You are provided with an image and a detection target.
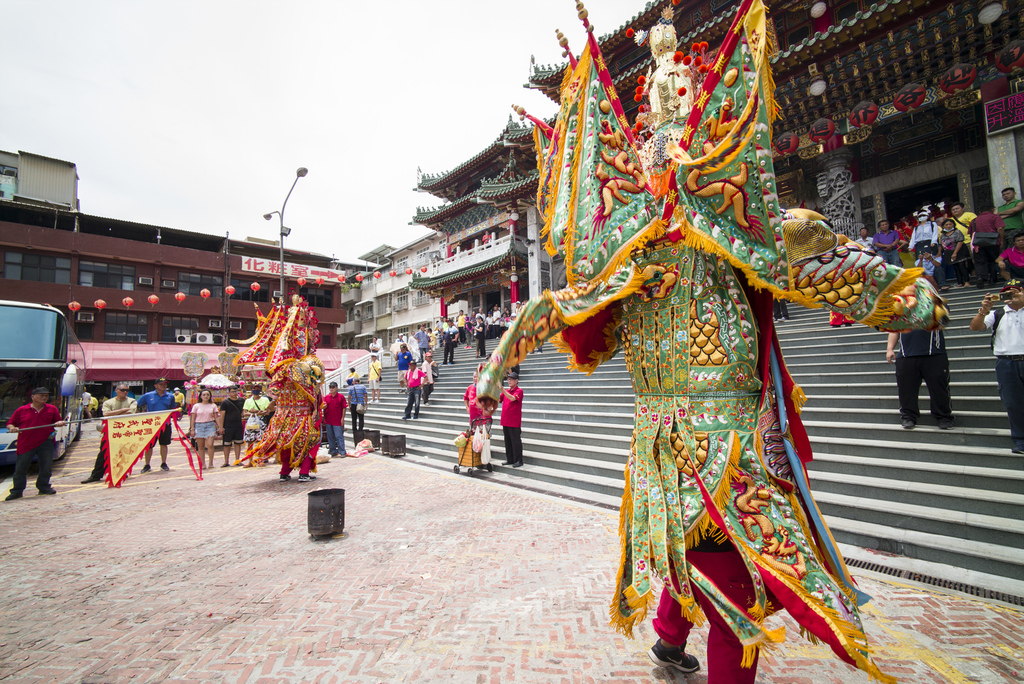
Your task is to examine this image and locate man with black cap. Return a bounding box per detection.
[137,377,177,472]
[322,381,347,457]
[5,387,64,500]
[81,383,137,484]
[971,278,1024,453]
[499,372,524,467]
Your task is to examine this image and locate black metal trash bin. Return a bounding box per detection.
[381,434,406,457]
[307,488,345,538]
[354,429,381,449]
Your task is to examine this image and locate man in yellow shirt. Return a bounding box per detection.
[950,202,977,242]
[367,353,383,404]
[457,312,467,345]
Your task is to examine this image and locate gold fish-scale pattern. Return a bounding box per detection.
[672,430,709,474]
[689,300,729,367]
[796,270,864,308]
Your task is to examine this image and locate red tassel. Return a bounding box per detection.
[678,87,687,96]
[674,51,684,63]
[638,75,646,86]
[634,94,643,102]
[683,55,692,66]
[626,28,634,38]
[699,64,709,74]
[694,56,703,66]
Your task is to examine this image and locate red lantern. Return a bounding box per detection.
[995,40,1024,74]
[297,277,307,287]
[224,285,235,296]
[148,294,160,307]
[893,83,927,112]
[420,266,428,273]
[373,271,381,279]
[122,297,134,308]
[848,100,879,128]
[315,276,325,285]
[174,292,186,304]
[250,282,260,292]
[405,267,413,275]
[199,288,211,299]
[939,63,977,94]
[68,301,81,312]
[338,274,346,283]
[774,132,799,155]
[355,274,364,282]
[809,117,836,143]
[94,299,107,310]
[389,270,397,277]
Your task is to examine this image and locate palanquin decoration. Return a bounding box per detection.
[478,0,948,680]
[233,295,325,469]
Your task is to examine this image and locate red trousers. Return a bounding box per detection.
[278,448,314,477]
[652,549,767,684]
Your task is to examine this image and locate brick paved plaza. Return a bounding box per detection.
[1,432,1022,684]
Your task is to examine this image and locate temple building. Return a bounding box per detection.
[514,0,1023,240]
[409,119,558,318]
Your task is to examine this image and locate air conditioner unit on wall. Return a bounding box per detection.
[138,276,154,286]
[273,290,283,299]
[176,335,191,343]
[194,333,215,344]
[162,279,176,288]
[228,321,242,330]
[208,319,222,328]
[76,312,94,322]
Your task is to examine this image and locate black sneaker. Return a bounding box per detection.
[38,488,57,495]
[160,463,170,471]
[297,474,316,482]
[80,476,103,484]
[937,419,954,430]
[5,492,22,501]
[141,464,152,473]
[279,474,291,482]
[901,419,916,430]
[648,640,699,673]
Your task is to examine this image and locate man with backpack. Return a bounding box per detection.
[970,279,1024,453]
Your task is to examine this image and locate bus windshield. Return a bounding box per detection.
[0,306,63,361]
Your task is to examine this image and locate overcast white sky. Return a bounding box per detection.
[2,0,646,262]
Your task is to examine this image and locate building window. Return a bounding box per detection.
[79,260,136,290]
[3,251,71,284]
[104,312,148,342]
[395,256,409,273]
[162,316,200,342]
[298,286,332,309]
[414,247,429,267]
[75,322,94,340]
[321,334,332,348]
[395,292,409,311]
[413,290,430,307]
[177,271,222,296]
[229,277,269,302]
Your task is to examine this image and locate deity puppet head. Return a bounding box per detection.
[648,8,677,59]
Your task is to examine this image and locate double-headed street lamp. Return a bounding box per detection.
[263,167,308,301]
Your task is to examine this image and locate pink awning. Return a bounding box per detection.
[80,343,368,382]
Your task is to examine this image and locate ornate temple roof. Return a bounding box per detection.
[408,240,528,291]
[413,152,539,228]
[416,117,535,195]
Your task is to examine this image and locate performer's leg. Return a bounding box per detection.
[688,549,761,684]
[279,448,293,478]
[894,356,922,423]
[298,452,314,476]
[920,354,953,422]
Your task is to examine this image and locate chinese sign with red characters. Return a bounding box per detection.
[986,93,1024,135]
[240,257,345,282]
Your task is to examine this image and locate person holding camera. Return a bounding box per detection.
[970,279,1024,453]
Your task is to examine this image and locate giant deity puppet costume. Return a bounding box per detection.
[234,294,326,479]
[477,1,946,681]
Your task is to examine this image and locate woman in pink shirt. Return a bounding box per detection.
[998,232,1024,281]
[463,368,485,423]
[190,389,222,468]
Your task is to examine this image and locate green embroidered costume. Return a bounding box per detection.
[476,1,945,681]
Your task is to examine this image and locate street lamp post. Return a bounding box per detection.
[263,167,308,302]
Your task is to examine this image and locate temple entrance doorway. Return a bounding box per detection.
[485,290,501,311]
[883,176,958,222]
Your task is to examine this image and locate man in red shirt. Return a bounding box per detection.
[5,387,65,500]
[322,382,348,457]
[500,372,524,468]
[971,204,1006,288]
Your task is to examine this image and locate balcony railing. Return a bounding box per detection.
[422,234,528,279]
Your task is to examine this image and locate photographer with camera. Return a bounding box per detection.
[970,279,1024,453]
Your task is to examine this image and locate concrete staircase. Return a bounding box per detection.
[364,285,1024,593]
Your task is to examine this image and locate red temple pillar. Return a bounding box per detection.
[509,209,520,305]
[510,274,519,304]
[439,295,448,319]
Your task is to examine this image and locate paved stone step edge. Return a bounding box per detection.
[802,419,1010,439]
[816,490,1024,537]
[809,469,1024,508]
[823,514,1024,568]
[811,452,1024,488]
